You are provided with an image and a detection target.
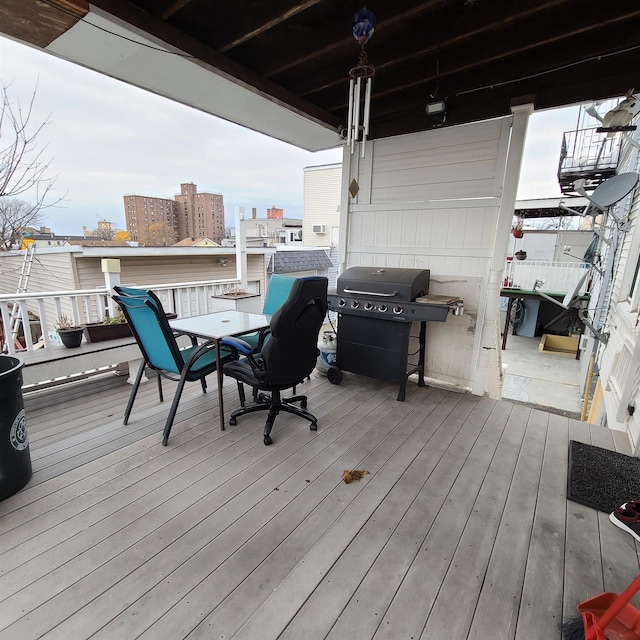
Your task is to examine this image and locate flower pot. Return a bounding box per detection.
[512,229,524,238]
[57,327,84,348]
[515,251,527,261]
[83,322,132,343]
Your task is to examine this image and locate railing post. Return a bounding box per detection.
[102,259,122,318]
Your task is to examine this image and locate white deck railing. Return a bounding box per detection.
[503,260,591,295]
[0,278,260,354]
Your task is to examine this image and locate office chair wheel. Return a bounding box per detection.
[229,416,237,426]
[300,399,307,409]
[264,434,273,445]
[327,366,343,385]
[310,422,317,431]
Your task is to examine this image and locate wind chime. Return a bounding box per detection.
[346,8,376,158]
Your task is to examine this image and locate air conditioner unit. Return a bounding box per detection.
[312,224,326,234]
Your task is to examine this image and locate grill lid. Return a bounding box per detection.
[337,267,430,301]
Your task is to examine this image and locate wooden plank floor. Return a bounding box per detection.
[0,371,637,639]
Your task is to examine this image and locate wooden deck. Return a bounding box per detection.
[0,370,637,639]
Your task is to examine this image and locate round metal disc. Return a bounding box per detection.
[591,172,639,208]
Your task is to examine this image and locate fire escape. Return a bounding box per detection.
[557,101,622,194]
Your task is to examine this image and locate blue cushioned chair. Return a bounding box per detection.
[221,276,328,445]
[113,289,234,446]
[241,274,297,351]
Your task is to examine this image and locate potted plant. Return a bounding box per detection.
[515,249,527,260]
[83,309,132,343]
[512,220,524,238]
[55,315,85,348]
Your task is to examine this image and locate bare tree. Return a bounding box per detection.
[94,219,115,241]
[0,82,63,249]
[0,197,43,250]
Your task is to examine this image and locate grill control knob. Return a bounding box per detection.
[364,302,373,310]
[379,304,387,312]
[351,300,359,309]
[338,298,346,307]
[393,306,404,315]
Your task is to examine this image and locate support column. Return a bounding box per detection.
[101,258,121,318]
[472,102,534,397]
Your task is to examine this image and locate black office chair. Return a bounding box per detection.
[113,288,234,446]
[221,276,328,445]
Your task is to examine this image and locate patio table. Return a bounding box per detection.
[170,310,270,431]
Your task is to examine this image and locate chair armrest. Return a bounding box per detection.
[221,336,254,355]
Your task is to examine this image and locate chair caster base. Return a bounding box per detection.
[229,416,237,426]
[264,434,273,445]
[301,399,307,409]
[310,422,317,431]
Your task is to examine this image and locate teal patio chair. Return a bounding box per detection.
[113,289,234,446]
[242,274,297,351]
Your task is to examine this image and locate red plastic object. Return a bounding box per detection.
[577,574,640,639]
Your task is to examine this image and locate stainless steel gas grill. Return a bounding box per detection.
[327,267,462,400]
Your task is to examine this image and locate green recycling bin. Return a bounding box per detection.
[0,356,31,500]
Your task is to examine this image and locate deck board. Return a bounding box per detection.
[0,370,637,639]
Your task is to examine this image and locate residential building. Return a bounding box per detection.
[123,183,225,246]
[266,206,283,219]
[303,163,341,247]
[223,215,303,247]
[123,193,178,245]
[174,182,225,244]
[172,237,220,247]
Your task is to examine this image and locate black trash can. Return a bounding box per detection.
[0,356,32,500]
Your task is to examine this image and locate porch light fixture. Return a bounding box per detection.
[425,100,446,115]
[346,8,376,158]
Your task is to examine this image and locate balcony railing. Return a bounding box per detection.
[557,128,619,194]
[0,278,260,355]
[503,260,590,295]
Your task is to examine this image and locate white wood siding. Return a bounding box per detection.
[0,251,77,294]
[341,118,512,391]
[303,164,342,247]
[596,136,640,450]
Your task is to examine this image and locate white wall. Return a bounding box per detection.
[303,164,342,247]
[338,116,526,393]
[508,229,594,262]
[594,128,640,451]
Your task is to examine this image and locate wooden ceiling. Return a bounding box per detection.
[3,0,640,141]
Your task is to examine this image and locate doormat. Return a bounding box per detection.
[567,440,640,513]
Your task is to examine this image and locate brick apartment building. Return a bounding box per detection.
[124,183,225,245]
[266,206,283,219]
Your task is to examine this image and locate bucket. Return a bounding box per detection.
[316,331,337,375]
[0,356,32,500]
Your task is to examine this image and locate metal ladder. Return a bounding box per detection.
[9,244,36,347]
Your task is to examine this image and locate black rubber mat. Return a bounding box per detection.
[567,440,640,513]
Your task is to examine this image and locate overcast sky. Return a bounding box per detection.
[0,34,579,235]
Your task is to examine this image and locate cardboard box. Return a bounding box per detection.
[539,334,579,356]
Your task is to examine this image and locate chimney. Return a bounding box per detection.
[252,208,257,219]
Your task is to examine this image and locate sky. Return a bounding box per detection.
[0,34,580,236]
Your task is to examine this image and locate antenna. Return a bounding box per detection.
[573,173,638,211]
[589,172,638,209]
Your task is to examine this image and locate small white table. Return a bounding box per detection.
[170,310,270,430]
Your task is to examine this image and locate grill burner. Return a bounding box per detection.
[328,267,460,400]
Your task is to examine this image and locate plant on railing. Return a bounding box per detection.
[55,315,84,348]
[83,309,132,343]
[512,219,524,238]
[55,314,82,330]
